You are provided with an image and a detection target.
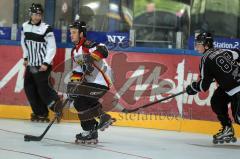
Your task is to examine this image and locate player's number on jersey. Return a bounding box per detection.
[216,56,232,73]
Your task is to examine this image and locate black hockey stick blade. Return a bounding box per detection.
[24,134,43,141]
[24,117,57,142]
[24,99,70,142]
[122,91,186,113]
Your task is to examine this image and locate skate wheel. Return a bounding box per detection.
[86,140,92,144]
[93,139,98,144]
[43,119,49,123]
[75,139,79,144]
[81,140,86,144]
[31,119,37,122]
[213,140,218,144]
[100,124,110,131]
[231,137,237,143]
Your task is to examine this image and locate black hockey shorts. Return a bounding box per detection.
[210,87,232,127]
[72,83,109,121]
[211,87,240,126]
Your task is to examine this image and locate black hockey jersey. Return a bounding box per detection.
[194,48,240,96]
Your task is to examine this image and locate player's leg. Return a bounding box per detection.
[24,67,44,121]
[97,103,116,131]
[74,96,99,144]
[36,95,50,122]
[231,92,240,125]
[29,95,50,122]
[33,67,63,121]
[82,82,116,131]
[211,87,236,144]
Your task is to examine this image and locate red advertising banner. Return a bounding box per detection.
[0,46,217,121]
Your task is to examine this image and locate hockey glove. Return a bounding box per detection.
[82,54,95,74]
[186,82,199,95]
[83,54,94,64]
[83,64,94,74]
[49,100,64,121]
[70,72,83,82]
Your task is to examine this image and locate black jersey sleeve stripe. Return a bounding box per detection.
[22,22,56,66]
[25,32,46,42]
[36,44,41,66]
[29,41,34,65]
[25,41,30,61]
[44,26,53,36]
[39,43,45,65]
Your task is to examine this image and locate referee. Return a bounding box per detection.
[21,3,62,122]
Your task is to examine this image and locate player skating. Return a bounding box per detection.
[68,20,116,144]
[186,32,240,144]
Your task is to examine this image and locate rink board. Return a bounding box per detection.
[1,45,239,136]
[0,104,240,137]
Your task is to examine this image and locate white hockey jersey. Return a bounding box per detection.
[71,38,113,88]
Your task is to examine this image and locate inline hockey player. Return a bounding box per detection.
[68,20,116,144]
[186,32,240,144]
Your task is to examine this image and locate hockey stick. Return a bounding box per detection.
[24,99,69,142]
[121,91,186,113]
[24,117,57,142]
[23,74,87,142]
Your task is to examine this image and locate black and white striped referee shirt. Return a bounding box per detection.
[21,20,56,66]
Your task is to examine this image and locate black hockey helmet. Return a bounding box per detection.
[195,32,214,48]
[69,20,87,37]
[29,3,44,14]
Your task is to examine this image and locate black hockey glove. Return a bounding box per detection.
[83,63,94,74]
[83,54,94,64]
[49,100,64,120]
[186,82,199,95]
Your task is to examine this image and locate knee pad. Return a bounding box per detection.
[78,103,104,121]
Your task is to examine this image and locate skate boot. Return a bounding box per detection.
[98,113,116,131]
[213,125,237,144]
[75,130,98,144]
[30,113,50,122]
[30,113,39,122]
